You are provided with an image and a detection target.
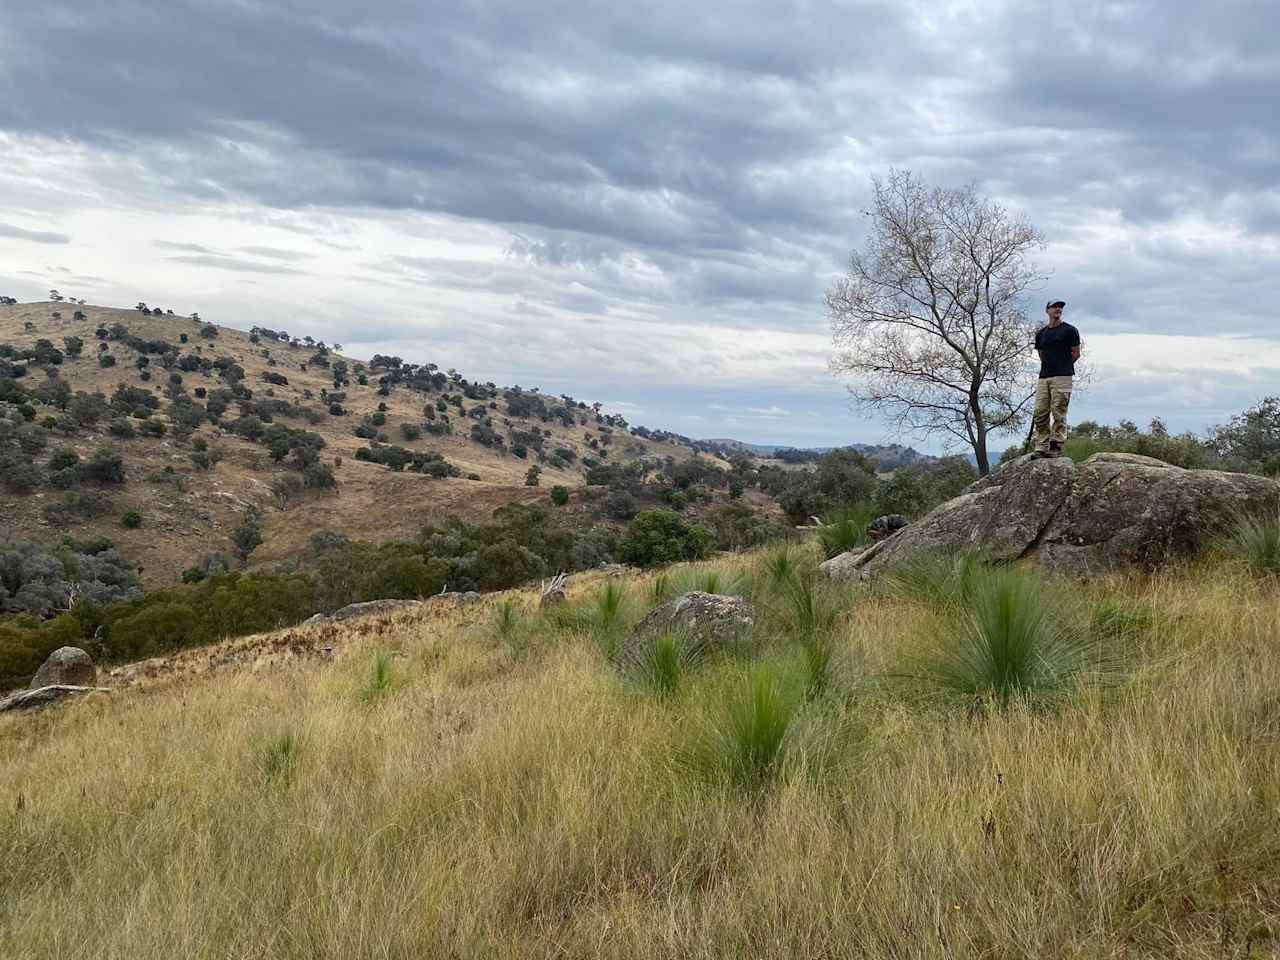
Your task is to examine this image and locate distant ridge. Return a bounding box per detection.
[694,437,962,471]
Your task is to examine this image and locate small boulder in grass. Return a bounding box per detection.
[620,592,755,668]
[31,646,96,689]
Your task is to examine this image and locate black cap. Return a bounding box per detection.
[1046,299,1066,310]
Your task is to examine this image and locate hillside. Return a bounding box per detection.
[0,300,718,585]
[4,546,1279,957]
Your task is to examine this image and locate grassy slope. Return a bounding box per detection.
[3,550,1280,958]
[0,302,708,585]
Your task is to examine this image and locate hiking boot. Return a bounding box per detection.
[1048,441,1063,457]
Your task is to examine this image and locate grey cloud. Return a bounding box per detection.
[4,0,1280,445]
[155,240,219,254]
[238,245,311,261]
[165,255,309,276]
[0,222,70,244]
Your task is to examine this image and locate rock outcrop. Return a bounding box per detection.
[822,452,1280,580]
[1,685,108,713]
[304,599,422,625]
[31,646,97,689]
[621,592,755,666]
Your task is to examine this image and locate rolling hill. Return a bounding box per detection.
[0,300,722,585]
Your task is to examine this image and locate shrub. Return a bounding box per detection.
[619,510,713,567]
[525,464,541,487]
[80,447,126,484]
[120,511,142,529]
[108,418,136,439]
[0,622,66,690]
[108,602,199,660]
[1,461,43,493]
[604,490,637,521]
[47,447,80,472]
[301,462,336,490]
[271,473,305,509]
[231,512,264,563]
[98,353,116,368]
[550,485,570,507]
[400,423,421,441]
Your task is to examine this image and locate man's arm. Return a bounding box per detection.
[1072,345,1081,362]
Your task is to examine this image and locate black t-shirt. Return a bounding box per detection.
[1035,322,1080,378]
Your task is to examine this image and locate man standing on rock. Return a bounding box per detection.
[1032,299,1081,457]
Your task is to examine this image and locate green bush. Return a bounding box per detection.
[107,602,199,659]
[80,447,126,484]
[120,511,142,529]
[47,447,80,472]
[550,485,570,506]
[604,490,637,520]
[0,622,65,689]
[619,510,713,567]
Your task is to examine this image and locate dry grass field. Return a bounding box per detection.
[4,545,1280,959]
[1,301,705,585]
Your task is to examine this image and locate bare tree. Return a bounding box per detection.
[827,169,1045,475]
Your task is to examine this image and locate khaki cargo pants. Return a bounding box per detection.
[1032,375,1073,451]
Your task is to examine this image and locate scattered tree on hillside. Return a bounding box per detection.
[231,511,264,564]
[827,169,1044,475]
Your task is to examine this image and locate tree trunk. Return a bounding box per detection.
[970,389,990,476]
[973,431,990,476]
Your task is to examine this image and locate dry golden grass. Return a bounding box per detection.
[0,301,699,585]
[3,554,1280,958]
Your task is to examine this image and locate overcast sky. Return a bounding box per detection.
[2,1,1278,452]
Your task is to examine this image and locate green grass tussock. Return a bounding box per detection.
[357,650,397,703]
[895,564,1121,710]
[815,504,875,560]
[1218,504,1280,575]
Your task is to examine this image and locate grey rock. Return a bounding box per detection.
[821,452,1280,580]
[31,646,96,689]
[621,592,755,666]
[307,599,421,625]
[1,685,109,713]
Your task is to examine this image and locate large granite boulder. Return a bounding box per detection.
[31,646,97,689]
[821,452,1280,580]
[621,592,755,667]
